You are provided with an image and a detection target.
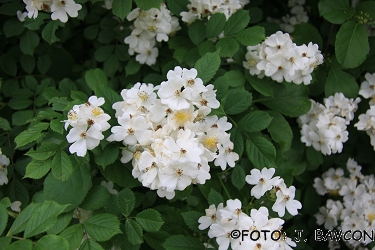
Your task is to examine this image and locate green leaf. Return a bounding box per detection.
[125,58,141,76]
[181,211,203,233]
[102,162,140,189]
[25,142,60,161]
[44,165,91,212]
[216,37,239,57]
[207,189,223,206]
[47,212,72,234]
[0,3,24,16]
[224,70,246,88]
[163,235,205,250]
[51,151,73,181]
[37,54,52,74]
[0,54,17,77]
[335,21,369,68]
[112,0,132,20]
[198,40,216,56]
[212,76,229,100]
[259,83,311,117]
[325,66,359,98]
[6,179,29,211]
[304,185,321,215]
[4,239,33,250]
[78,239,105,250]
[103,54,120,77]
[0,204,8,236]
[306,146,323,169]
[0,117,11,131]
[292,23,323,49]
[224,9,250,36]
[84,25,99,40]
[318,0,355,24]
[94,45,115,62]
[238,111,273,133]
[230,128,244,157]
[8,98,33,110]
[134,0,162,10]
[231,165,246,190]
[95,86,121,113]
[266,111,293,152]
[246,134,276,168]
[94,144,119,169]
[246,74,274,97]
[20,30,40,56]
[0,237,11,249]
[42,20,61,44]
[206,13,226,38]
[224,89,252,115]
[8,203,41,235]
[144,231,169,250]
[3,18,24,38]
[85,68,108,91]
[24,160,52,179]
[166,0,189,15]
[235,26,265,46]
[24,13,49,30]
[80,185,110,210]
[24,201,69,238]
[116,188,135,217]
[20,55,36,74]
[125,219,143,245]
[135,209,164,233]
[195,50,221,83]
[34,235,69,250]
[0,198,11,208]
[188,20,206,45]
[15,123,50,148]
[60,224,84,250]
[84,213,121,242]
[50,118,64,134]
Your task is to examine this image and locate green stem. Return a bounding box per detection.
[7,211,18,218]
[217,173,231,200]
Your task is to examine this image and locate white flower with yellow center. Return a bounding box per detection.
[50,0,81,23]
[167,106,195,130]
[164,137,203,163]
[159,72,191,110]
[245,168,280,199]
[107,112,151,145]
[126,82,156,109]
[272,183,302,217]
[66,120,104,157]
[0,149,10,186]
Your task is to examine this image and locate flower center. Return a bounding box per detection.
[172,110,192,125]
[138,91,149,101]
[367,213,375,222]
[176,168,183,176]
[174,90,181,97]
[248,58,257,67]
[202,136,218,151]
[92,107,103,117]
[187,79,195,86]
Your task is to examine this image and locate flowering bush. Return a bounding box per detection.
[0,0,375,249]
